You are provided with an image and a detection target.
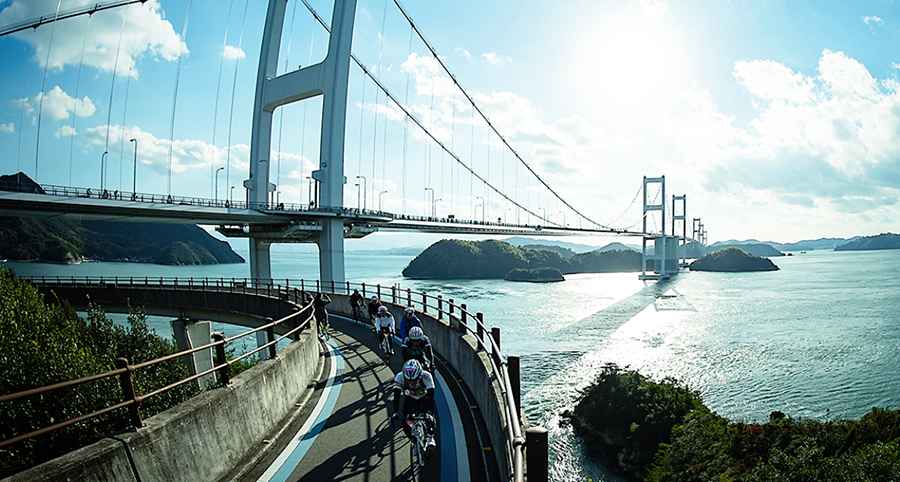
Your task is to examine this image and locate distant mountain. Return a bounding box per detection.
[595,242,639,253]
[775,238,855,251]
[0,172,244,265]
[709,243,784,258]
[504,237,600,253]
[520,244,577,259]
[834,233,900,252]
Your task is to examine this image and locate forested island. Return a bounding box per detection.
[709,243,784,257]
[689,248,779,272]
[0,173,244,265]
[834,233,900,251]
[563,365,900,481]
[401,239,643,279]
[505,267,565,283]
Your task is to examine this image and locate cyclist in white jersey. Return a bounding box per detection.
[375,305,395,354]
[392,359,437,452]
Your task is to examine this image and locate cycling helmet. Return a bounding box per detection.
[404,307,415,315]
[370,296,377,301]
[408,326,425,340]
[378,305,389,314]
[402,359,423,381]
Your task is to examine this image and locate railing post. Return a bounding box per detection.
[526,427,549,482]
[491,326,502,365]
[460,304,468,330]
[212,333,229,385]
[407,288,412,306]
[362,282,366,297]
[115,358,143,428]
[391,286,397,304]
[449,299,454,316]
[301,279,305,291]
[437,295,443,320]
[266,325,277,360]
[377,284,382,301]
[346,281,350,294]
[316,280,320,293]
[508,356,522,420]
[476,313,484,342]
[330,280,335,293]
[422,293,427,313]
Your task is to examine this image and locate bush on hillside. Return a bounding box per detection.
[0,270,198,477]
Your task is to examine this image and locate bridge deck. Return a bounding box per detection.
[240,316,480,482]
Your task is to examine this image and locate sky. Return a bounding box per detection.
[0,0,899,247]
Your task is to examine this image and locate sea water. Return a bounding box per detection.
[7,247,900,481]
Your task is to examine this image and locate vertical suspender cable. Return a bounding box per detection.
[69,13,91,186]
[401,28,412,214]
[33,0,63,182]
[276,0,298,206]
[355,64,366,192]
[16,109,24,175]
[449,97,455,215]
[469,109,475,219]
[369,0,388,209]
[167,0,193,196]
[210,0,235,198]
[119,68,132,191]
[299,36,314,204]
[104,13,127,191]
[225,0,250,199]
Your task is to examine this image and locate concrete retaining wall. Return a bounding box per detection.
[5,324,320,482]
[328,293,512,477]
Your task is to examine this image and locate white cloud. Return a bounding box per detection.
[862,15,883,26]
[0,123,14,134]
[733,60,815,103]
[893,62,900,70]
[55,125,76,137]
[16,85,97,121]
[223,45,246,60]
[454,47,472,61]
[82,125,316,179]
[0,0,188,76]
[481,52,512,66]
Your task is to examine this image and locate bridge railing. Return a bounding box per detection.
[5,276,525,481]
[0,277,316,451]
[0,180,395,219]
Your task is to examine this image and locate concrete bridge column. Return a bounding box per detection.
[250,238,272,284]
[171,318,215,388]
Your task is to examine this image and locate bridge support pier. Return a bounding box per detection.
[250,238,272,284]
[171,318,215,388]
[318,219,345,284]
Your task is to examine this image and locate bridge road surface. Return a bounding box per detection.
[239,314,480,482]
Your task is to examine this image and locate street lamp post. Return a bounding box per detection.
[214,167,224,203]
[378,190,389,211]
[230,186,235,203]
[100,151,109,191]
[354,183,361,210]
[355,175,367,210]
[476,196,485,222]
[424,187,434,217]
[129,138,138,194]
[433,198,442,218]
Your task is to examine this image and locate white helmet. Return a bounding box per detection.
[378,305,389,315]
[408,326,425,340]
[402,359,423,381]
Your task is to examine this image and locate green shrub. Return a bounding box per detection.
[0,270,198,477]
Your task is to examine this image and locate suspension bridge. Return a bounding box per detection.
[0,1,711,481]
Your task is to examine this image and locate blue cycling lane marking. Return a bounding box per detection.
[257,340,344,482]
[435,370,471,482]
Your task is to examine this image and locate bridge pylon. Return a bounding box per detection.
[248,0,358,284]
[672,194,687,267]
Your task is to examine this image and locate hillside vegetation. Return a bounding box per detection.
[563,365,900,481]
[690,248,779,272]
[835,233,900,251]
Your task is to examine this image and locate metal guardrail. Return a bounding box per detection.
[4,276,525,481]
[0,277,315,451]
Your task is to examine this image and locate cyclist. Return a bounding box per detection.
[349,289,364,321]
[398,307,423,340]
[367,296,381,333]
[401,326,434,372]
[374,305,395,356]
[313,292,332,337]
[392,359,437,453]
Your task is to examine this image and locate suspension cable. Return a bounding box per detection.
[210,0,235,198]
[167,0,193,196]
[225,0,249,198]
[69,13,91,185]
[33,0,63,182]
[103,12,126,191]
[0,0,146,37]
[119,67,132,190]
[275,0,298,205]
[391,0,606,228]
[298,0,560,226]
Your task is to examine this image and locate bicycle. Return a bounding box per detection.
[379,328,394,358]
[406,414,431,481]
[317,316,330,341]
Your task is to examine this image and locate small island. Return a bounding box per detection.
[504,267,565,283]
[709,242,784,257]
[0,172,244,265]
[835,233,900,251]
[689,247,779,272]
[401,239,643,280]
